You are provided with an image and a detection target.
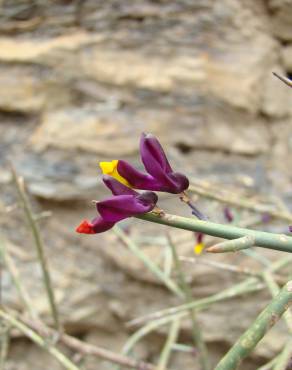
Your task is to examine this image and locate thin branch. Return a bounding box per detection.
[214,281,292,370]
[123,314,185,358]
[126,252,289,364]
[138,212,292,253]
[0,237,39,320]
[261,269,292,370]
[179,256,287,285]
[128,278,263,327]
[180,191,208,220]
[167,235,210,370]
[122,280,262,367]
[188,182,292,223]
[206,235,255,253]
[21,315,157,370]
[0,323,10,370]
[273,72,292,88]
[2,230,158,370]
[157,317,181,370]
[257,355,279,370]
[273,338,292,370]
[262,272,292,332]
[10,166,60,331]
[268,256,292,273]
[0,310,78,370]
[113,226,184,298]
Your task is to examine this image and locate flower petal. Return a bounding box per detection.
[118,159,188,193]
[140,134,188,192]
[117,160,162,190]
[99,160,130,186]
[76,220,95,234]
[167,172,189,193]
[92,216,115,233]
[194,243,205,255]
[99,160,118,175]
[103,175,137,196]
[136,191,158,208]
[97,193,157,222]
[76,217,114,234]
[140,133,172,174]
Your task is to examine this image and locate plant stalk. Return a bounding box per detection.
[138,213,292,253]
[167,235,210,370]
[214,281,292,370]
[10,166,60,331]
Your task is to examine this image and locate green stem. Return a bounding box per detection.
[123,280,262,359]
[168,235,210,370]
[257,355,279,370]
[138,213,292,253]
[123,315,182,357]
[0,310,79,370]
[261,270,292,370]
[214,281,292,370]
[179,256,270,280]
[188,182,292,223]
[171,343,196,353]
[269,255,292,273]
[0,323,10,370]
[262,272,292,329]
[157,318,181,370]
[124,253,290,370]
[11,167,60,331]
[0,238,39,321]
[273,338,292,370]
[113,226,183,298]
[207,235,255,253]
[128,278,262,327]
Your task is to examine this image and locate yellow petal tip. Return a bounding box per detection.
[99,160,131,187]
[194,243,204,255]
[99,160,118,175]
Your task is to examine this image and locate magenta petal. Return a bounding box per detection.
[97,194,157,223]
[136,191,158,208]
[117,135,189,194]
[118,159,188,193]
[117,160,161,190]
[103,175,137,196]
[140,133,172,174]
[91,216,115,233]
[167,172,189,193]
[140,134,183,191]
[223,207,234,223]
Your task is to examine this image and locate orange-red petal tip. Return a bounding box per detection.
[76,220,95,234]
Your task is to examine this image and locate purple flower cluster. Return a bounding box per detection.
[76,133,189,234]
[117,133,189,194]
[76,177,158,234]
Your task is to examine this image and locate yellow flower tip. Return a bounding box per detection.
[99,160,131,187]
[194,243,205,255]
[99,160,118,175]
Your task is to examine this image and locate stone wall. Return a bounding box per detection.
[0,1,292,369]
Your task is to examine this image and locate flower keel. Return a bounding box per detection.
[99,160,130,187]
[116,134,189,194]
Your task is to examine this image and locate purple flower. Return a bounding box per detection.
[223,207,234,223]
[194,232,205,254]
[76,177,158,234]
[76,217,115,234]
[262,213,271,224]
[116,133,189,194]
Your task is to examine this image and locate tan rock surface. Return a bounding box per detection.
[1,1,292,369]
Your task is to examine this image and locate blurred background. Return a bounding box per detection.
[1,0,292,369]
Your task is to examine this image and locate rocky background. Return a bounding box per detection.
[0,0,292,369]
